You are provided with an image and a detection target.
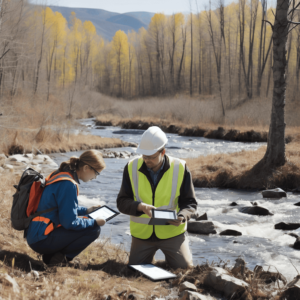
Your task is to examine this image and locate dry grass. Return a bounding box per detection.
[187,140,300,190]
[0,173,171,300]
[0,127,131,155]
[93,93,300,128]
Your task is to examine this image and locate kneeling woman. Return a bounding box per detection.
[26,150,106,265]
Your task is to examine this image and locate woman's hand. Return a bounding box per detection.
[95,218,106,226]
[86,205,101,214]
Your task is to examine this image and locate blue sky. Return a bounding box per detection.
[32,0,276,14]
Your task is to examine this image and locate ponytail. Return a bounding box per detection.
[59,150,106,172]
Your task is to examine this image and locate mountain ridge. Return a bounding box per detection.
[48,5,155,41]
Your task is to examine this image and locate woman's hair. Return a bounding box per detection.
[59,150,106,173]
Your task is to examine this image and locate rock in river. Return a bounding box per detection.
[293,237,300,250]
[187,221,217,235]
[275,222,300,230]
[219,230,242,236]
[239,206,273,216]
[190,212,208,221]
[262,188,287,199]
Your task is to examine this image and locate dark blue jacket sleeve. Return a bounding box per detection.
[77,206,88,216]
[56,181,95,230]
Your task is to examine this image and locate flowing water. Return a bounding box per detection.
[51,119,300,281]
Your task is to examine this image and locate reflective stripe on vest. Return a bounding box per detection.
[128,156,186,240]
[32,172,79,236]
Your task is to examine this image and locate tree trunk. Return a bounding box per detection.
[260,0,288,167]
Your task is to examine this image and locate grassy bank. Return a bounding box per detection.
[0,173,294,300]
[186,139,300,190]
[95,116,297,144]
[1,127,136,156]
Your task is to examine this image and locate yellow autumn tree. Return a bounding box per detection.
[110,30,129,97]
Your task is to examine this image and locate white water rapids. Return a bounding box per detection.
[51,119,300,281]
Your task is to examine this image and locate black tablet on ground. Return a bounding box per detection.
[128,264,177,281]
[88,205,120,222]
[148,209,177,225]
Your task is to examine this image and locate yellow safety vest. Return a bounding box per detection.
[128,155,186,239]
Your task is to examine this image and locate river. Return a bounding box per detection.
[51,119,300,281]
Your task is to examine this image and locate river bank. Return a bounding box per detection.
[0,160,297,300]
[2,127,137,156]
[95,116,296,144]
[188,141,300,190]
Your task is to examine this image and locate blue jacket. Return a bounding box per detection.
[26,171,96,246]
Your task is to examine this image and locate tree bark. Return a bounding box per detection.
[261,0,288,167]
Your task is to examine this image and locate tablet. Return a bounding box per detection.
[88,205,120,222]
[128,264,177,281]
[148,209,177,225]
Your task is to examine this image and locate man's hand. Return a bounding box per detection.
[86,205,101,214]
[95,218,106,226]
[137,203,156,218]
[168,216,185,227]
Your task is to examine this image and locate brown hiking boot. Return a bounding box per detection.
[47,252,67,266]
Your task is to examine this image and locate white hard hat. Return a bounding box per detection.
[136,126,168,156]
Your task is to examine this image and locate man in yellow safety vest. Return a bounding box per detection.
[117,126,197,269]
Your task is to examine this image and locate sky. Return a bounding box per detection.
[31,0,277,14]
[31,0,225,14]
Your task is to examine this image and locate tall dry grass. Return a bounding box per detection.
[186,140,300,189]
[93,92,300,129]
[0,90,132,155]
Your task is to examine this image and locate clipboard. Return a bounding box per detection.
[88,205,120,222]
[148,209,177,225]
[128,264,177,281]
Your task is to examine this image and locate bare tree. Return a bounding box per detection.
[206,0,225,116]
[256,0,300,169]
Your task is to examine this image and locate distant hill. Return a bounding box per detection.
[48,6,155,41]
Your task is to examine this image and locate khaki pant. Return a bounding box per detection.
[128,233,193,270]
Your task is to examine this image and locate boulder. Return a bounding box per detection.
[279,284,300,299]
[294,202,300,206]
[229,202,238,206]
[203,267,248,297]
[275,222,300,230]
[239,206,273,216]
[187,221,217,235]
[293,237,300,250]
[220,230,242,236]
[179,281,197,292]
[262,188,287,199]
[190,212,208,221]
[179,291,207,300]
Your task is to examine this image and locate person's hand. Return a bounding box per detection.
[95,218,106,226]
[168,216,185,227]
[86,205,101,214]
[137,203,156,218]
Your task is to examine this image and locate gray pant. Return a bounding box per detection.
[128,233,193,270]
